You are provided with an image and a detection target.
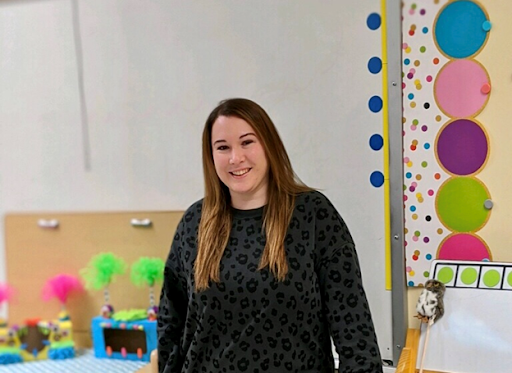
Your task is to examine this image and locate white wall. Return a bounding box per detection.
[0,0,393,360]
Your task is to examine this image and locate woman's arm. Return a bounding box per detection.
[157,221,189,373]
[314,193,383,373]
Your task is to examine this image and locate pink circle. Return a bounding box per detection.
[427,189,434,196]
[426,75,433,82]
[412,236,419,242]
[406,266,412,272]
[403,43,408,49]
[434,60,490,117]
[438,233,490,261]
[404,157,410,163]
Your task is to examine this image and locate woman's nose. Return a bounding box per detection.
[229,148,245,164]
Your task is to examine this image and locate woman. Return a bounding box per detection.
[157,98,382,373]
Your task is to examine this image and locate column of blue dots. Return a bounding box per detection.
[367,12,384,188]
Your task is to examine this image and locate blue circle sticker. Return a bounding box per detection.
[369,134,384,150]
[370,171,384,187]
[368,57,382,74]
[367,13,381,30]
[368,96,383,113]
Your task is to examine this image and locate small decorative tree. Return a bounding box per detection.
[130,257,164,320]
[0,283,14,327]
[42,274,83,321]
[80,253,126,318]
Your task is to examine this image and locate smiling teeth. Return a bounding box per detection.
[232,169,249,176]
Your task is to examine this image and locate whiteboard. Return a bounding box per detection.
[0,0,397,362]
[419,260,512,372]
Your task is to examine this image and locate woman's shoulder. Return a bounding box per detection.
[295,190,333,208]
[181,198,204,224]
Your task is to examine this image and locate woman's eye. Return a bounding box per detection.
[216,145,228,151]
[242,140,254,146]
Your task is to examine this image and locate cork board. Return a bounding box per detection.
[4,211,183,347]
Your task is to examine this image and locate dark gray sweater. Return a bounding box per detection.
[157,191,382,373]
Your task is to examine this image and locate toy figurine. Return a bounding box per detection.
[415,279,446,324]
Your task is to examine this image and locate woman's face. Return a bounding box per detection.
[211,115,269,209]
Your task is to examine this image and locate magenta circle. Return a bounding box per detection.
[434,60,490,117]
[438,233,490,261]
[436,119,488,175]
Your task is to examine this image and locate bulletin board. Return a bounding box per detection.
[0,0,403,363]
[402,0,512,287]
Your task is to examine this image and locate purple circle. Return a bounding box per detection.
[436,119,488,175]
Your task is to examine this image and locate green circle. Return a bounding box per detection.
[460,267,478,285]
[436,177,491,232]
[507,272,512,287]
[437,267,454,284]
[483,270,501,288]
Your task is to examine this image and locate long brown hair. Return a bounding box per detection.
[195,98,313,291]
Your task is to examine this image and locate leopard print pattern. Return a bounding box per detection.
[158,191,382,373]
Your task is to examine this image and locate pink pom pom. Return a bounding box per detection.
[42,274,84,304]
[0,284,14,305]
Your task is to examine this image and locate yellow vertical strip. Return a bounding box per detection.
[381,0,392,290]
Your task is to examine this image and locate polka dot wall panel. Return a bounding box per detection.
[403,0,493,286]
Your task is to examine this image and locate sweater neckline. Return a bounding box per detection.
[231,205,265,219]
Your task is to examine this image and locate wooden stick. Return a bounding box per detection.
[418,316,435,373]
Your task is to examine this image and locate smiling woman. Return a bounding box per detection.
[211,116,269,210]
[156,98,383,373]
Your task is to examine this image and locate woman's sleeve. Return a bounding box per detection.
[157,219,189,373]
[314,195,383,373]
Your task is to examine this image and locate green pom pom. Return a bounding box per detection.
[80,253,126,290]
[112,309,147,322]
[130,257,165,287]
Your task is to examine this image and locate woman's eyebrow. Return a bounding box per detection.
[213,139,226,146]
[240,132,256,139]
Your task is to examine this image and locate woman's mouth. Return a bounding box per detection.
[230,168,250,176]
